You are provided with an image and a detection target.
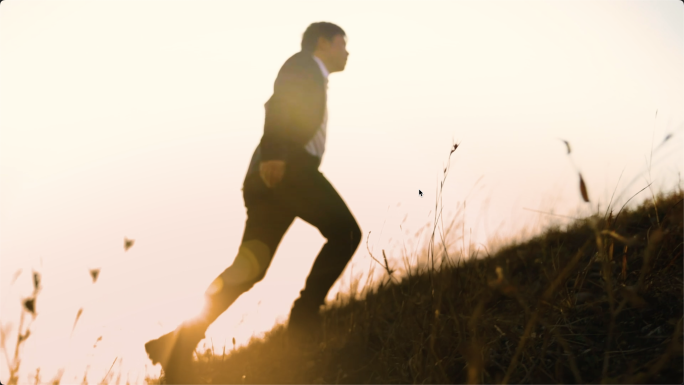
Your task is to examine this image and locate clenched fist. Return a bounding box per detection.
[260,160,286,188]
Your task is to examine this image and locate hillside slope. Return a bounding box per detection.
[161,189,682,384]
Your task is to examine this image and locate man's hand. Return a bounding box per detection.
[260,160,286,188]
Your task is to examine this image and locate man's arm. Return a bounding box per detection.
[260,59,325,163]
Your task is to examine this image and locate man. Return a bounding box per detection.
[144,22,361,383]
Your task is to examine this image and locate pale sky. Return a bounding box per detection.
[1,0,682,383]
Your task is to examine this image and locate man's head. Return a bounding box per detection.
[301,22,348,74]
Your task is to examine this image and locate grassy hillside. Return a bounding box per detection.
[157,187,683,384]
[2,143,680,384]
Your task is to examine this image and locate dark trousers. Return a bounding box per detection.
[189,149,362,334]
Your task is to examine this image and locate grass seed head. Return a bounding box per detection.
[23,298,35,315]
[32,271,41,291]
[90,269,100,283]
[124,237,135,251]
[579,173,590,203]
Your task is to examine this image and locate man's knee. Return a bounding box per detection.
[205,240,271,296]
[327,221,361,250]
[350,223,362,248]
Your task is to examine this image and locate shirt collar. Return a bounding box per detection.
[312,54,329,80]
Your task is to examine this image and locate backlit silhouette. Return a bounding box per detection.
[144,22,359,384]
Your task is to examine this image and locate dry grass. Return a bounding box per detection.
[182,139,682,384]
[181,188,682,384]
[2,137,682,384]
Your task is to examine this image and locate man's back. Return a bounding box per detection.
[243,51,328,185]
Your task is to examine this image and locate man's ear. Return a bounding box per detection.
[317,36,330,51]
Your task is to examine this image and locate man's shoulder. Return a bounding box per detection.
[285,50,315,65]
[279,51,318,75]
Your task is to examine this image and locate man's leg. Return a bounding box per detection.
[145,173,295,377]
[186,176,297,333]
[272,168,362,340]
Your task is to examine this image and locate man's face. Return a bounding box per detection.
[318,34,349,73]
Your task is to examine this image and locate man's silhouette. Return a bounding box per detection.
[144,22,361,382]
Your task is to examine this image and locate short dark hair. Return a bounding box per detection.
[301,22,346,52]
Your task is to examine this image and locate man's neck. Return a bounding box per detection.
[312,52,331,76]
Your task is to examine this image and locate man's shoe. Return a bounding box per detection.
[287,306,322,331]
[145,330,176,368]
[161,349,196,385]
[145,322,205,383]
[286,309,323,349]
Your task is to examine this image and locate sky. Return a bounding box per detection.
[1,0,682,383]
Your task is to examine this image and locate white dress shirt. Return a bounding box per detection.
[304,54,329,159]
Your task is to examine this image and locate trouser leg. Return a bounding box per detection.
[290,227,361,319]
[185,172,296,333]
[188,239,271,331]
[267,167,362,327]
